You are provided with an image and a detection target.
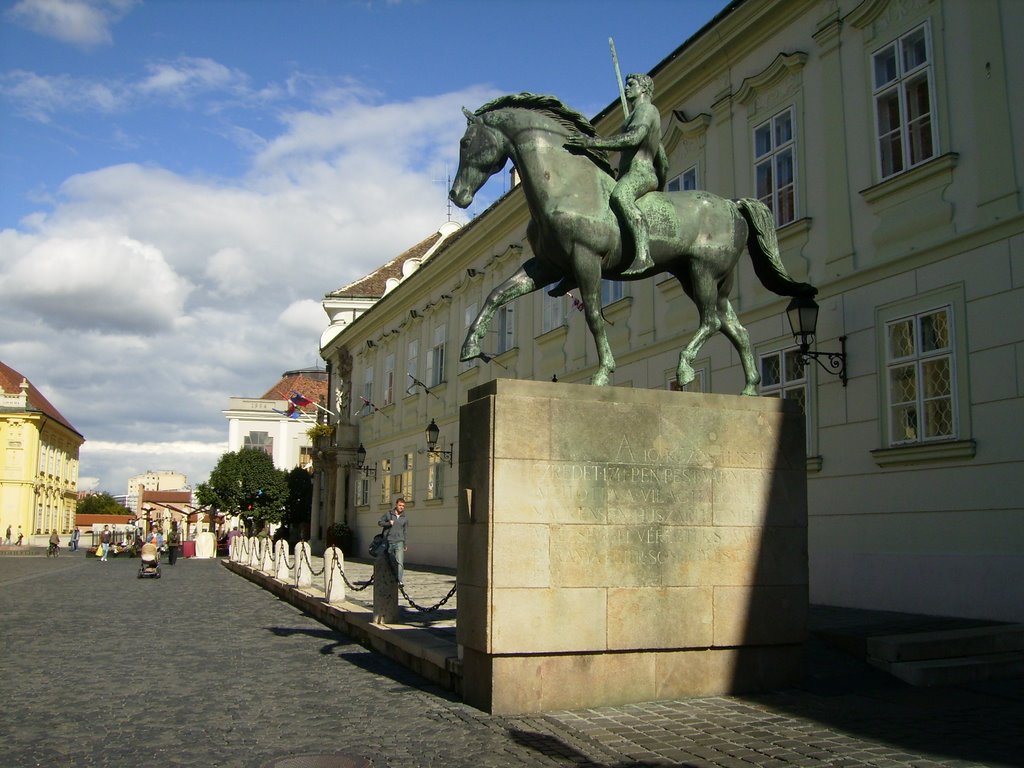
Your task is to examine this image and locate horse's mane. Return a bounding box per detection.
[474,93,615,178]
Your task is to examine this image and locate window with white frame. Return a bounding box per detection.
[355,474,369,507]
[406,339,419,391]
[361,365,374,414]
[542,293,566,333]
[601,280,624,306]
[382,353,395,406]
[426,324,446,387]
[379,458,392,504]
[759,347,809,447]
[401,453,414,502]
[754,107,796,227]
[427,452,444,500]
[244,431,274,456]
[667,165,697,192]
[495,304,515,354]
[885,306,955,445]
[873,23,936,180]
[461,302,477,372]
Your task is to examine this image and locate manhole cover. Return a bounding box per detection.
[264,755,371,768]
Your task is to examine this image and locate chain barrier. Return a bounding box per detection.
[281,547,296,570]
[383,553,457,613]
[300,547,325,577]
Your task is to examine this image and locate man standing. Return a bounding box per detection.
[70,527,80,552]
[99,525,111,561]
[566,72,668,276]
[167,523,181,566]
[378,498,408,586]
[4,525,11,545]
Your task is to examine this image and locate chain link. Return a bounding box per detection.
[382,553,457,613]
[300,547,325,577]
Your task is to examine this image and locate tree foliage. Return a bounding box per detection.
[76,492,131,516]
[283,466,313,533]
[196,449,288,526]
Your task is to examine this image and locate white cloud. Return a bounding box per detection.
[0,232,193,333]
[137,57,249,99]
[0,84,502,494]
[279,299,327,336]
[6,0,137,49]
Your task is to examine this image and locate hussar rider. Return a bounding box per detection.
[567,72,669,276]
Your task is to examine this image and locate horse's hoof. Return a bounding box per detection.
[591,372,611,386]
[460,345,480,363]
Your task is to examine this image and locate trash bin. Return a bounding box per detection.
[181,540,196,558]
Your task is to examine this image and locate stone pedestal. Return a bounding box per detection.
[373,553,399,624]
[457,379,808,714]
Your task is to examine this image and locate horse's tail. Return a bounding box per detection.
[735,198,817,298]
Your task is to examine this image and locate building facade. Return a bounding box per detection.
[126,469,189,514]
[224,368,329,472]
[318,0,1023,622]
[0,361,84,542]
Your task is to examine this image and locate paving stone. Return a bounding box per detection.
[3,555,1023,767]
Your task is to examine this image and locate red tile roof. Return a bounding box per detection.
[327,231,444,298]
[260,368,329,413]
[0,360,83,438]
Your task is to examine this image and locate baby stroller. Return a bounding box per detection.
[138,542,161,579]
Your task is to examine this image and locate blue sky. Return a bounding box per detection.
[0,0,728,493]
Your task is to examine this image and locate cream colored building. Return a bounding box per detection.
[1,361,84,542]
[126,469,189,514]
[318,0,1023,622]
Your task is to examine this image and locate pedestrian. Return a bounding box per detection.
[4,525,10,545]
[99,525,112,561]
[167,523,181,566]
[16,526,24,545]
[70,527,80,551]
[378,497,408,586]
[227,526,241,556]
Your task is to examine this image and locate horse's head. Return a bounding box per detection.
[449,107,510,209]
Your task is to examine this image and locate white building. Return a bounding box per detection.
[317,0,1023,623]
[224,368,328,471]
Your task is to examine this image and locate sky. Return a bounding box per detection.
[0,0,728,495]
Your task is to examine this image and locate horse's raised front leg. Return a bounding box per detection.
[461,257,563,362]
[573,247,615,385]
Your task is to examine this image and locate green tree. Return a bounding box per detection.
[196,449,287,531]
[76,492,131,516]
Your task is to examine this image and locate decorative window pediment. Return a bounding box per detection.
[735,52,808,111]
[663,111,711,157]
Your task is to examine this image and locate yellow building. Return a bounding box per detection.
[0,361,84,544]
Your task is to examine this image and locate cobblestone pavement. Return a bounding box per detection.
[1,555,1021,768]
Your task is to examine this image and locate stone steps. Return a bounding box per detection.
[866,624,1024,686]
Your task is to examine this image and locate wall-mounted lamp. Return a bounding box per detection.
[786,296,847,386]
[425,419,453,467]
[355,443,377,478]
[366,339,376,349]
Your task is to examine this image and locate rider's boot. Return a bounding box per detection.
[621,214,654,276]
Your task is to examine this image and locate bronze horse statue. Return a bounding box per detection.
[449,94,816,395]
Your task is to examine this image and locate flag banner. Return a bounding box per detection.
[289,391,314,407]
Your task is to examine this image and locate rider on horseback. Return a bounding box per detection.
[566,73,669,277]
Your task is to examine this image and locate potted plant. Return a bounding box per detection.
[325,521,353,555]
[306,423,335,450]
